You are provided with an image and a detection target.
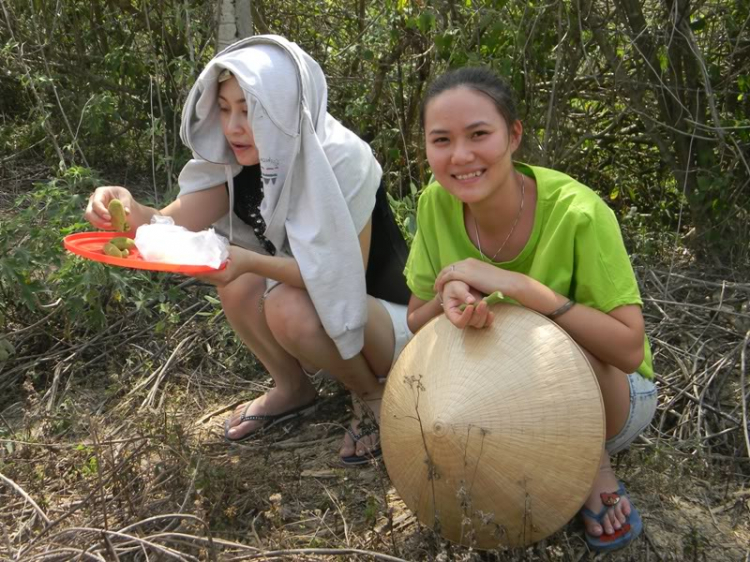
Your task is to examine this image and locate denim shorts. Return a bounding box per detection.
[605,373,658,455]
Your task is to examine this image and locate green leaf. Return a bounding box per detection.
[657,46,669,73]
[417,12,436,34]
[689,16,706,32]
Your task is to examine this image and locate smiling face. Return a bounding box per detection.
[424,86,522,205]
[218,76,260,166]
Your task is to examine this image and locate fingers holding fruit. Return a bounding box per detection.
[440,280,491,329]
[85,186,134,230]
[108,199,130,232]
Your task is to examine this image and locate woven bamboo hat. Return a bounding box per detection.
[381,304,604,549]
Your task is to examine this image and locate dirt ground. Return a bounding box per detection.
[1,250,749,560]
[2,367,747,561]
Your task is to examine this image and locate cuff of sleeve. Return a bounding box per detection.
[332,326,365,360]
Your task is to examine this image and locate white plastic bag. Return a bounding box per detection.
[134,216,229,269]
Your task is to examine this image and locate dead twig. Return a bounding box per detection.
[740,330,750,461]
[138,335,196,411]
[40,527,194,561]
[0,472,51,525]
[224,547,412,562]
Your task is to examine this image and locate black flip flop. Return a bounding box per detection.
[224,398,317,443]
[340,424,382,466]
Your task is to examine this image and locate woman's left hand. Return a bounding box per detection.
[192,246,252,287]
[435,258,522,298]
[441,279,494,329]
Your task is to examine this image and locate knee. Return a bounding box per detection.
[264,286,323,346]
[217,274,265,319]
[582,349,632,437]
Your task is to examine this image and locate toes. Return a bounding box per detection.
[225,410,243,434]
[609,509,622,531]
[226,407,242,427]
[226,398,263,439]
[620,497,632,518]
[584,518,603,537]
[355,436,371,456]
[601,512,615,535]
[614,503,627,528]
[339,431,356,457]
[355,434,379,457]
[227,420,252,439]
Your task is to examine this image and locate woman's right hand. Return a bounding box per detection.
[85,186,138,230]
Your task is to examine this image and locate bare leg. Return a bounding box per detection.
[264,286,396,458]
[265,286,394,397]
[581,350,633,537]
[220,274,317,440]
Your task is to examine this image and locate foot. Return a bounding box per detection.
[225,385,317,441]
[339,392,381,462]
[582,454,631,538]
[339,417,381,459]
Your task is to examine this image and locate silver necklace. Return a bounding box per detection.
[474,172,525,262]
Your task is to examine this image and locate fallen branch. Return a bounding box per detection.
[0,472,51,525]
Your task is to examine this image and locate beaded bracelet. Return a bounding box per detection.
[547,298,575,320]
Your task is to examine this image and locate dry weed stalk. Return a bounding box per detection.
[642,267,750,462]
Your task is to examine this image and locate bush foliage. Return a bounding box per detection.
[0,0,748,343]
[1,0,748,257]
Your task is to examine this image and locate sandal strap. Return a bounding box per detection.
[601,491,621,506]
[581,504,609,522]
[241,413,280,422]
[346,421,380,443]
[239,398,317,423]
[346,427,364,442]
[581,481,630,522]
[239,398,258,421]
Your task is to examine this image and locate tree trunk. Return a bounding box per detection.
[217,0,253,52]
[581,0,719,233]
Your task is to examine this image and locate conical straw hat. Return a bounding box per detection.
[381,304,604,549]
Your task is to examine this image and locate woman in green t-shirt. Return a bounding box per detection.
[404,67,657,552]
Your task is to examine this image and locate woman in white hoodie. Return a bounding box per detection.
[85,35,411,464]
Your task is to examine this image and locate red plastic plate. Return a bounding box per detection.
[63,232,224,274]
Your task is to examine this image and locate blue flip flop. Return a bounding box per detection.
[581,481,643,552]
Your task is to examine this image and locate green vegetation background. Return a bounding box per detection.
[1,2,749,559]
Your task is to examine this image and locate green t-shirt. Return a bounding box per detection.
[404,163,654,379]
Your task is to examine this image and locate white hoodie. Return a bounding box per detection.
[178,35,382,359]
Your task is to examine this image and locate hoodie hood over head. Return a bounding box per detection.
[178,35,381,359]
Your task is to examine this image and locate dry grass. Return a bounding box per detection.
[1,266,749,561]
